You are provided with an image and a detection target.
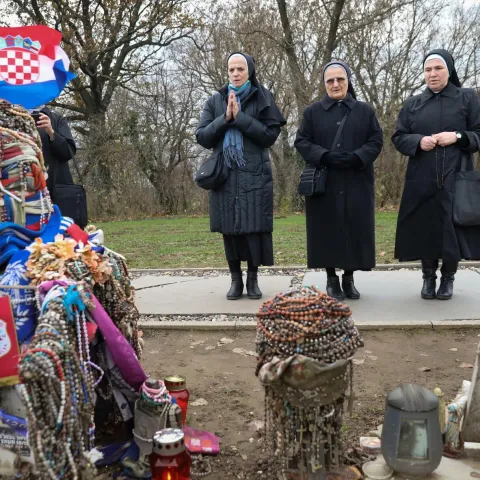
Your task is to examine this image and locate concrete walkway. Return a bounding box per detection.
[133,274,293,314]
[133,269,480,325]
[303,269,480,324]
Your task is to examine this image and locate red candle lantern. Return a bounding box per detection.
[164,376,190,426]
[150,429,191,480]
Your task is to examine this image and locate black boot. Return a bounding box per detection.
[326,277,345,301]
[246,271,262,299]
[421,259,438,300]
[342,275,360,300]
[437,262,457,300]
[226,272,243,300]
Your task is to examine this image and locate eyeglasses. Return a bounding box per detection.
[325,77,346,85]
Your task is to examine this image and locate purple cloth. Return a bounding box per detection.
[38,280,147,391]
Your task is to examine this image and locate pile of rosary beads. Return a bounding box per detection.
[19,295,97,480]
[264,387,346,477]
[256,286,363,371]
[257,286,363,478]
[93,251,143,356]
[0,100,53,227]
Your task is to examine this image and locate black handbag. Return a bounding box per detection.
[195,152,228,191]
[51,146,88,229]
[298,110,349,197]
[453,135,480,227]
[298,165,328,196]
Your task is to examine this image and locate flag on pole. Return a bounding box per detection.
[0,25,75,109]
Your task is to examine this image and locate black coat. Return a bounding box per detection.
[392,82,480,262]
[39,107,77,194]
[196,86,285,235]
[295,94,383,270]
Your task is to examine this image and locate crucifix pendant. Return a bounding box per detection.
[297,424,306,444]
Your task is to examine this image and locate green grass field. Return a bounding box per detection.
[98,212,398,269]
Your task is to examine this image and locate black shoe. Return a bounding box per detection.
[227,272,243,300]
[421,260,438,300]
[246,271,262,299]
[342,275,360,300]
[437,274,454,300]
[326,277,345,301]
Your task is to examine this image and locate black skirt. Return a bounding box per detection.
[223,233,274,267]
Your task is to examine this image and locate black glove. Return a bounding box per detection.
[320,151,345,168]
[341,151,363,168]
[320,151,362,170]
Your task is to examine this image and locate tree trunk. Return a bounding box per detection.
[276,0,310,116]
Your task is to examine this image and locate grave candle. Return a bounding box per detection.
[164,376,190,426]
[150,429,191,480]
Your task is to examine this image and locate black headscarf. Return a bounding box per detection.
[322,60,357,100]
[423,49,462,88]
[226,52,286,126]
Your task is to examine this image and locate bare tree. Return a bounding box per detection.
[5,0,478,217]
[128,65,201,214]
[6,0,196,195]
[274,0,415,117]
[343,0,480,205]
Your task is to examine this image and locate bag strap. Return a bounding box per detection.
[460,132,480,172]
[65,143,84,186]
[331,110,350,151]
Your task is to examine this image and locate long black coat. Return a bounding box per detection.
[295,94,383,270]
[392,82,480,262]
[196,86,285,235]
[39,107,77,194]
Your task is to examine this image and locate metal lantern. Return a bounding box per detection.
[381,384,443,476]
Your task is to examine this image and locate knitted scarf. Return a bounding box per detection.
[223,80,252,168]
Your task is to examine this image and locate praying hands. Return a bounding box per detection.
[225,91,239,121]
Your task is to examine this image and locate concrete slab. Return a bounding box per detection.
[134,275,293,315]
[369,455,480,479]
[394,455,480,479]
[132,275,199,289]
[303,270,480,324]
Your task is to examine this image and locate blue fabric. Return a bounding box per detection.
[0,206,62,343]
[59,216,74,235]
[0,407,27,437]
[63,284,86,322]
[223,80,252,168]
[0,205,61,267]
[93,441,134,467]
[1,249,34,342]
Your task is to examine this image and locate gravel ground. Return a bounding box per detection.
[130,264,480,279]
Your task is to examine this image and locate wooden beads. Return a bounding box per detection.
[256,286,363,365]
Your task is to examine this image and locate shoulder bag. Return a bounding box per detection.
[195,152,229,191]
[453,133,480,227]
[51,145,88,229]
[298,110,349,197]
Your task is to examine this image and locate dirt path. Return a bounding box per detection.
[141,328,480,479]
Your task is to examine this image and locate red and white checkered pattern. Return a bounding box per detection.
[0,49,40,85]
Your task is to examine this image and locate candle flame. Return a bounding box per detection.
[167,473,172,480]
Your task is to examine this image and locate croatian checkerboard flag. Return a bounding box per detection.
[0,25,75,109]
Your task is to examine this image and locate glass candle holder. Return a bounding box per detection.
[150,428,191,480]
[164,376,190,426]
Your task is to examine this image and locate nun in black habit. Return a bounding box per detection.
[392,49,480,300]
[295,60,383,300]
[196,53,286,300]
